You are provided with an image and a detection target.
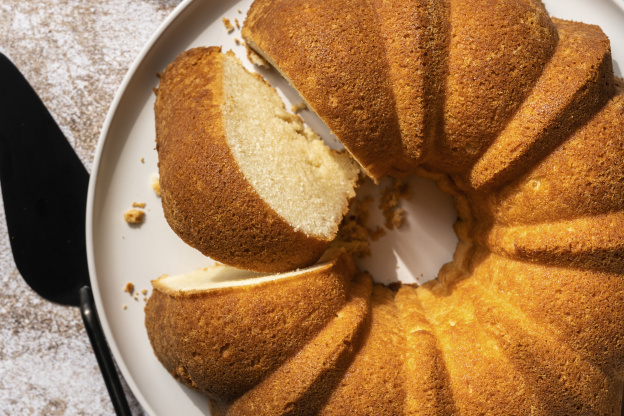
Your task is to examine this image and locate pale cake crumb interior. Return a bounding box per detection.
[222,57,360,239]
[155,261,328,292]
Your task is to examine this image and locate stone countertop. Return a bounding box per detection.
[0,1,181,415]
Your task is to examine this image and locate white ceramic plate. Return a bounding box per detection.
[86,1,624,414]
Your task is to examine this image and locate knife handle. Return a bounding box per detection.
[80,286,132,416]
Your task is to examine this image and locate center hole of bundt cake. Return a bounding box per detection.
[349,176,459,286]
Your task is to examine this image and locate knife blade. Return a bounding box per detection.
[0,52,131,416]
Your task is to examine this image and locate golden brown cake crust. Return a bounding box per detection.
[428,0,558,174]
[237,3,623,411]
[318,284,406,415]
[395,285,457,415]
[220,272,373,415]
[144,251,357,402]
[145,1,624,414]
[357,0,450,164]
[469,19,615,190]
[155,47,329,272]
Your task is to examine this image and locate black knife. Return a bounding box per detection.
[0,53,132,416]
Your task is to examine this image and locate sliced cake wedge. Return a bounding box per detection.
[144,250,357,404]
[155,47,360,272]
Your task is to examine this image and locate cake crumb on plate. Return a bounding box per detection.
[222,17,235,33]
[151,173,161,197]
[124,209,145,224]
[123,282,134,294]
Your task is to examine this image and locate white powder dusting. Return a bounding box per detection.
[0,1,181,415]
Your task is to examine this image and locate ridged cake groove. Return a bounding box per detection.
[472,88,624,228]
[395,285,457,415]
[469,19,615,191]
[467,281,620,414]
[481,212,624,274]
[318,285,406,415]
[471,253,624,378]
[425,0,559,174]
[366,0,451,165]
[217,273,373,415]
[416,276,541,414]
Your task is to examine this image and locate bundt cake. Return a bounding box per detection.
[146,0,624,414]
